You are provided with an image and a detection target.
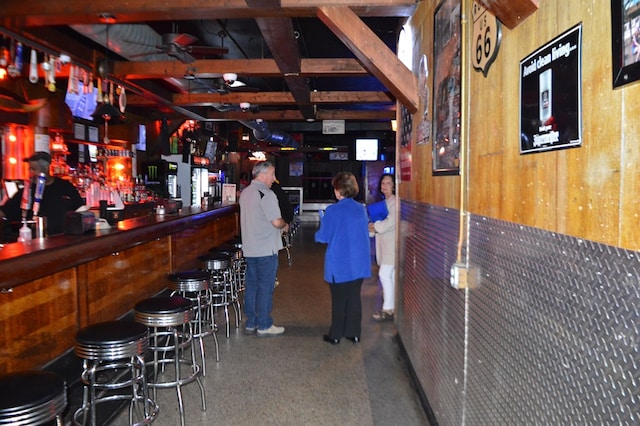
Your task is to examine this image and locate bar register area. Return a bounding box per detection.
[0,80,240,386]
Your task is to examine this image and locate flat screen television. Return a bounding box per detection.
[355,138,378,161]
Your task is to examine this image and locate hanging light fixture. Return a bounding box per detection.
[92,14,124,126]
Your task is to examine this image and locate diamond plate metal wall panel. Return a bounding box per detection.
[466,215,639,424]
[399,201,465,425]
[398,200,640,425]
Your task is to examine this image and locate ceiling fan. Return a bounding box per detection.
[128,33,229,64]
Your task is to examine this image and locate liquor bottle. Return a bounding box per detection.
[32,173,46,217]
[20,178,32,221]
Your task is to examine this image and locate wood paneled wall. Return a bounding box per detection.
[0,208,239,374]
[403,1,640,250]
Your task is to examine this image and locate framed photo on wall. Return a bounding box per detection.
[611,0,640,87]
[432,0,462,175]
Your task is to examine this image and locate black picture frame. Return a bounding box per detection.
[611,0,640,88]
[432,0,462,175]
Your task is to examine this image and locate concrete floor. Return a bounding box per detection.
[110,223,429,426]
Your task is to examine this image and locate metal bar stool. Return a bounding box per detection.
[199,252,237,338]
[167,270,220,374]
[209,244,244,320]
[73,321,158,426]
[134,296,206,426]
[0,370,66,426]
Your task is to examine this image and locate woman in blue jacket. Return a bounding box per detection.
[315,172,371,344]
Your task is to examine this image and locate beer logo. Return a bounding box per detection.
[148,165,158,180]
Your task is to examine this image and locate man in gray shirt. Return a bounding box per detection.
[239,161,288,336]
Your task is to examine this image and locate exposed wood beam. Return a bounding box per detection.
[249,0,315,121]
[311,91,392,103]
[475,0,538,30]
[160,91,392,107]
[0,0,418,27]
[206,108,394,121]
[112,58,369,80]
[318,6,418,114]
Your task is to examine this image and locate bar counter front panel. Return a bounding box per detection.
[0,204,239,374]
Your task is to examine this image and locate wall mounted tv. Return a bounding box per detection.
[355,138,379,161]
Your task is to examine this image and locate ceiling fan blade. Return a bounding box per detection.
[231,85,260,93]
[169,49,197,64]
[164,33,198,47]
[124,39,160,49]
[128,50,163,59]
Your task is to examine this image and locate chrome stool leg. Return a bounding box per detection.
[168,270,220,372]
[73,321,158,426]
[199,253,235,337]
[135,296,206,426]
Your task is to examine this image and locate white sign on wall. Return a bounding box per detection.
[322,120,345,134]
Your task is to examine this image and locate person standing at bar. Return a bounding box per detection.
[315,172,371,345]
[239,160,288,336]
[369,173,396,322]
[0,152,83,241]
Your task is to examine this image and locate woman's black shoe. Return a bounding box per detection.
[345,337,360,343]
[323,334,340,345]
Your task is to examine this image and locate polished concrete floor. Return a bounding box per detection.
[110,223,429,426]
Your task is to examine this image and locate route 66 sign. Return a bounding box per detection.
[472,1,502,76]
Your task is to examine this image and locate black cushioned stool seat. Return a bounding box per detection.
[0,370,66,426]
[134,297,205,426]
[73,321,158,426]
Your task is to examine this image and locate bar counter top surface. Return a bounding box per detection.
[0,202,239,290]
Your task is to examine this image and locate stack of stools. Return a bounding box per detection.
[73,320,158,426]
[167,270,220,372]
[0,370,67,426]
[198,252,238,338]
[134,296,206,426]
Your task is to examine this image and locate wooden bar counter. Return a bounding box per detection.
[0,203,239,374]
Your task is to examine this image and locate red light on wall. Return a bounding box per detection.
[8,133,16,142]
[0,68,6,80]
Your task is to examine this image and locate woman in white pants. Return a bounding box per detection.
[369,174,396,322]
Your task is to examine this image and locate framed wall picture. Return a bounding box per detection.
[519,24,582,154]
[611,0,640,87]
[432,0,462,175]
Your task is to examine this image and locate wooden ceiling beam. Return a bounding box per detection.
[206,108,394,121]
[163,91,391,107]
[475,0,539,30]
[0,0,417,27]
[112,58,369,80]
[318,5,418,114]
[250,0,316,121]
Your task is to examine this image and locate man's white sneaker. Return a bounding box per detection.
[256,325,285,337]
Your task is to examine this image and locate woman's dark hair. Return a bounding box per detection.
[378,173,395,196]
[332,172,359,199]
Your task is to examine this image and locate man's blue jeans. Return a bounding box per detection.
[244,254,278,330]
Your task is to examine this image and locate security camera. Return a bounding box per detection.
[240,102,251,112]
[223,73,237,85]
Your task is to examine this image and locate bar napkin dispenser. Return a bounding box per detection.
[64,211,96,235]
